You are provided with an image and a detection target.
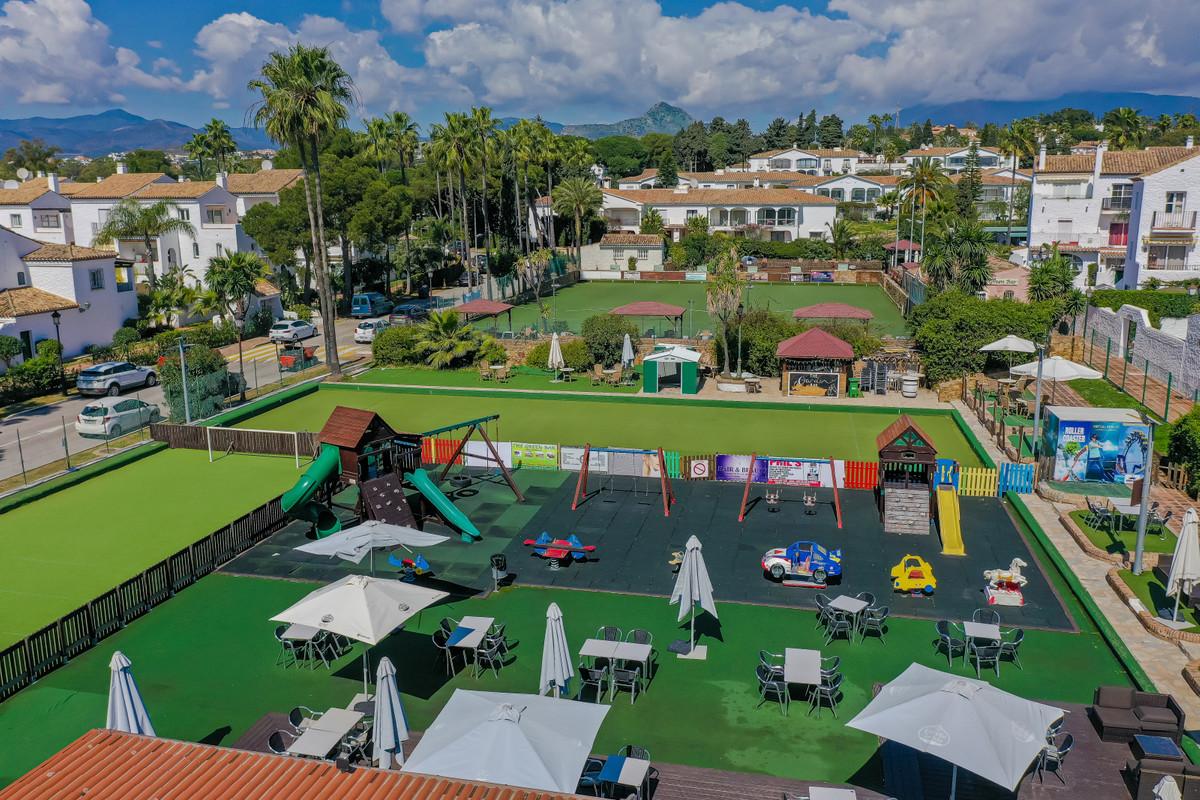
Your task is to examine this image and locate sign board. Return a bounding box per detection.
[1044,417,1150,484]
[788,273,807,283]
[786,371,840,397]
[810,270,834,282]
[464,441,513,468]
[510,442,558,469]
[559,446,610,473]
[685,271,707,281]
[715,455,834,487]
[689,459,710,479]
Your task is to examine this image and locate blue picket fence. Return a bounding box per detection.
[997,462,1036,496]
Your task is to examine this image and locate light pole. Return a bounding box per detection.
[1132,414,1157,575]
[50,310,66,395]
[1030,342,1046,460]
[178,336,193,424]
[735,302,745,378]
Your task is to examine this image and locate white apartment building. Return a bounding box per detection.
[600,186,837,242]
[900,145,1009,173]
[1029,141,1198,287]
[813,174,901,204]
[746,147,867,176]
[616,169,825,190]
[0,226,138,367]
[0,176,75,245]
[225,168,304,216]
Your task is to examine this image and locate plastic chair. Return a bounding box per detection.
[756,664,789,716]
[934,620,965,666]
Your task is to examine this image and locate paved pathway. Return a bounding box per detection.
[951,400,1200,717]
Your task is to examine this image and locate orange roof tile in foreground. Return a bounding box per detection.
[0,730,587,800]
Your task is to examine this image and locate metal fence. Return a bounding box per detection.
[0,496,286,702]
[1074,331,1195,422]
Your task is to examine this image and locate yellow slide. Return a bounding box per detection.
[936,485,965,556]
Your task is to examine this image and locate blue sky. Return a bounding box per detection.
[4,0,1198,130]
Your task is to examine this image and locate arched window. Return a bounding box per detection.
[756,208,777,225]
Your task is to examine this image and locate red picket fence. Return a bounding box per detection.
[421,437,463,465]
[843,460,878,489]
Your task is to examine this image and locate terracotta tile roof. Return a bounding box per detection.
[253,278,280,296]
[600,233,664,246]
[0,730,585,800]
[616,169,658,184]
[55,181,89,196]
[133,180,221,199]
[903,147,981,157]
[226,169,305,194]
[776,327,854,359]
[685,171,826,186]
[603,188,838,206]
[457,298,514,315]
[23,242,114,262]
[1038,146,1199,176]
[611,300,686,317]
[0,178,57,205]
[792,302,873,320]
[1037,154,1094,174]
[0,286,78,317]
[752,147,866,159]
[69,172,169,199]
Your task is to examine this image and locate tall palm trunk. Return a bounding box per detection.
[1005,170,1017,244]
[299,152,325,318]
[307,137,341,377]
[546,166,556,248]
[434,172,444,220]
[574,212,583,270]
[458,168,472,290]
[479,148,494,299]
[892,200,901,270]
[513,161,524,262]
[142,231,160,290]
[919,200,928,261]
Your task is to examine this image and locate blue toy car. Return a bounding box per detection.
[761,541,843,584]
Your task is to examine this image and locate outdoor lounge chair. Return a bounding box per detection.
[934,620,965,666]
[1000,628,1024,668]
[809,672,843,718]
[756,664,789,716]
[578,665,609,702]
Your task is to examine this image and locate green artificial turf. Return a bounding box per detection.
[354,365,639,394]
[501,281,907,337]
[0,449,301,649]
[239,386,985,466]
[1068,510,1176,556]
[1119,569,1200,632]
[0,573,1131,788]
[1068,379,1171,454]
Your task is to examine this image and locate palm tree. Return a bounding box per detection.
[203,252,269,400]
[146,264,199,326]
[1028,245,1075,302]
[922,220,994,293]
[1000,121,1037,244]
[512,119,545,250]
[471,106,500,298]
[1102,107,1145,150]
[867,114,885,154]
[203,119,237,172]
[538,126,561,247]
[416,310,478,369]
[899,157,950,258]
[389,112,420,184]
[705,247,744,377]
[552,176,601,270]
[826,218,855,258]
[439,112,479,287]
[882,140,900,165]
[364,117,392,173]
[1061,288,1088,335]
[93,198,196,290]
[248,44,353,376]
[184,132,211,178]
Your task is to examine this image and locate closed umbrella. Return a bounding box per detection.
[540,602,574,698]
[548,332,565,378]
[670,534,718,660]
[1166,508,1200,622]
[848,663,1063,797]
[106,651,155,736]
[621,333,635,368]
[1155,774,1184,800]
[373,656,409,768]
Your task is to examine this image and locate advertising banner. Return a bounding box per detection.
[510,442,559,469]
[715,455,834,486]
[1049,420,1150,484]
[810,271,834,282]
[560,446,610,473]
[463,441,512,468]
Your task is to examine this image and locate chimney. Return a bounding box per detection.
[1037,143,1047,171]
[1093,140,1107,183]
[47,173,59,193]
[753,177,761,187]
[216,172,228,189]
[1188,135,1195,149]
[115,160,127,174]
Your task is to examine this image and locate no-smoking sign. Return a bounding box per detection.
[690,460,710,479]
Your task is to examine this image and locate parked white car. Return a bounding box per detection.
[354,318,390,343]
[75,397,161,437]
[268,319,317,343]
[75,361,157,396]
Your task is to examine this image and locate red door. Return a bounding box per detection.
[1108,222,1128,246]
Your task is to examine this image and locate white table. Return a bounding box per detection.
[601,756,651,795]
[580,639,654,699]
[283,623,319,641]
[829,595,868,615]
[287,708,364,758]
[963,621,1001,641]
[784,648,821,685]
[809,788,857,800]
[449,616,495,650]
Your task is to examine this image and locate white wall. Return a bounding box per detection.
[1123,152,1200,286]
[580,243,665,272]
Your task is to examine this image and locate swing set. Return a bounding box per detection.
[736,452,844,528]
[420,414,524,502]
[571,443,676,517]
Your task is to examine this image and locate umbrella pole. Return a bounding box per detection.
[363,651,370,697]
[690,610,696,653]
[950,765,958,800]
[1175,591,1182,622]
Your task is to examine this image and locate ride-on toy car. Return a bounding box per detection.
[891,554,937,595]
[762,541,842,585]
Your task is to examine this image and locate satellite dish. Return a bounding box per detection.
[261,159,273,171]
[2,180,18,190]
[15,167,30,180]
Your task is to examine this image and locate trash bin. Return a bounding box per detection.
[847,376,861,398]
[490,554,508,587]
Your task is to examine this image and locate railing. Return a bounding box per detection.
[1101,196,1133,211]
[1152,210,1197,229]
[0,496,286,702]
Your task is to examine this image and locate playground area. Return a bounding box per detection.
[497,281,908,337]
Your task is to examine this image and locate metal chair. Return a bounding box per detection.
[267,731,292,755]
[855,591,877,609]
[814,594,834,628]
[578,665,610,702]
[577,757,606,795]
[626,629,653,646]
[431,628,457,675]
[1154,509,1175,540]
[597,626,623,642]
[934,620,965,666]
[820,656,841,680]
[287,706,318,733]
[1046,716,1065,744]
[969,642,1001,678]
[475,641,506,678]
[824,612,854,645]
[972,608,1000,626]
[620,744,651,760]
[809,672,843,718]
[1000,628,1024,669]
[756,664,789,716]
[274,625,299,668]
[438,617,459,636]
[759,650,785,680]
[862,606,889,644]
[612,666,644,704]
[1039,733,1073,784]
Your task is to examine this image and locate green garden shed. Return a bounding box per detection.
[642,345,702,395]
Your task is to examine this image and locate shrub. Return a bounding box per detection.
[1090,289,1199,326]
[159,344,233,421]
[525,338,592,371]
[0,334,22,368]
[735,238,834,260]
[289,303,314,321]
[85,343,116,362]
[111,326,141,354]
[581,313,639,367]
[712,308,802,377]
[373,325,424,366]
[5,356,62,397]
[36,338,62,361]
[1168,408,1200,497]
[477,335,507,365]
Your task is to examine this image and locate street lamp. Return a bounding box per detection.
[1132,413,1157,575]
[50,309,66,395]
[736,302,745,378]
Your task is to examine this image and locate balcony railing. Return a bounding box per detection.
[1146,261,1200,271]
[1101,196,1133,211]
[1152,211,1197,230]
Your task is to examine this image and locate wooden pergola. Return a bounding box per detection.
[610,301,685,337]
[456,298,514,331]
[776,328,855,397]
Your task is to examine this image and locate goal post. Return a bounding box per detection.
[205,426,306,468]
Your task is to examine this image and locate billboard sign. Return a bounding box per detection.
[510,442,558,469]
[1049,419,1150,483]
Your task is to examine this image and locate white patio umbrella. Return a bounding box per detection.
[295,521,449,574]
[401,689,610,793]
[670,534,718,660]
[1155,774,1184,800]
[979,335,1037,377]
[1166,508,1200,622]
[621,333,635,368]
[372,656,409,769]
[271,574,448,693]
[847,663,1064,798]
[1011,355,1102,446]
[539,602,574,698]
[548,332,565,377]
[106,651,155,736]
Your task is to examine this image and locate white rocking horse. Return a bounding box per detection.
[984,557,1029,588]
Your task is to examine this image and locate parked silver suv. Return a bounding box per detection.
[76,361,157,396]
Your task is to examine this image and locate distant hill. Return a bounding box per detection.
[0,109,274,156]
[497,117,564,133]
[900,91,1200,127]
[562,102,694,139]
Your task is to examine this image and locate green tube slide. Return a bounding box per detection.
[405,468,481,542]
[281,443,342,538]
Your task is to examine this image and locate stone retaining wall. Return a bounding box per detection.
[1106,566,1200,644]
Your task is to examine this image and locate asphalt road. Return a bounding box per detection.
[0,317,368,484]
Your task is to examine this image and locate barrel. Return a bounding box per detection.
[901,373,919,398]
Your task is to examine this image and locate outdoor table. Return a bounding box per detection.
[449,616,495,676]
[489,364,506,372]
[963,621,1001,641]
[282,623,322,667]
[599,755,651,798]
[347,692,374,716]
[287,707,364,758]
[1133,734,1185,762]
[783,648,821,685]
[580,639,653,698]
[829,595,869,640]
[560,367,575,382]
[1110,501,1140,530]
[809,788,857,800]
[744,376,762,394]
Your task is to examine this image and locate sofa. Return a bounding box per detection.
[1090,686,1186,743]
[1126,757,1200,800]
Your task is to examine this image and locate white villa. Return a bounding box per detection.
[0,176,76,245]
[900,144,1009,173]
[745,147,869,176]
[616,169,824,190]
[1029,140,1199,287]
[226,168,304,216]
[579,233,666,275]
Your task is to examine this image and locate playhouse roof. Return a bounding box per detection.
[775,328,854,360]
[875,415,937,454]
[318,406,393,449]
[456,299,513,316]
[792,302,874,321]
[610,301,686,317]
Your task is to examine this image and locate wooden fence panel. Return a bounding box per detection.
[844,461,878,490]
[959,467,998,497]
[998,462,1036,495]
[681,454,715,480]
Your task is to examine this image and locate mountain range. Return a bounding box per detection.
[899,91,1200,127]
[0,109,274,156]
[498,102,694,139]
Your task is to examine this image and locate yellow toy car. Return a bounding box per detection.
[891,554,937,595]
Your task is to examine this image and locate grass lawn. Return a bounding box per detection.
[0,572,1131,788]
[1068,510,1176,556]
[498,281,907,337]
[354,365,639,394]
[0,449,301,649]
[1119,569,1200,632]
[1068,379,1171,454]
[239,386,986,466]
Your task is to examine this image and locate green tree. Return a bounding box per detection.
[640,133,674,168]
[202,119,237,172]
[817,114,844,148]
[955,141,982,220]
[591,135,647,179]
[125,149,175,175]
[202,252,269,400]
[639,207,665,236]
[248,44,354,376]
[92,198,196,290]
[1000,121,1038,244]
[0,334,22,368]
[1028,245,1075,302]
[826,218,855,258]
[1062,288,1088,335]
[656,149,678,188]
[183,132,212,178]
[470,106,501,297]
[762,117,792,149]
[1102,107,1146,149]
[867,114,886,154]
[350,179,412,290]
[415,309,482,369]
[705,247,745,376]
[581,313,639,367]
[922,220,994,293]
[552,176,602,269]
[4,138,60,172]
[899,157,950,256]
[673,121,710,171]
